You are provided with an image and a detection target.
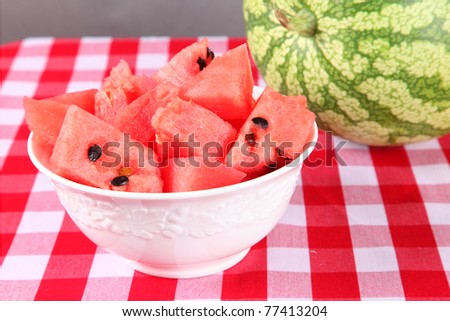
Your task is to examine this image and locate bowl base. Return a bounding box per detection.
[124,248,250,279]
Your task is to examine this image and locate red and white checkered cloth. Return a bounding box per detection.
[1,37,449,301]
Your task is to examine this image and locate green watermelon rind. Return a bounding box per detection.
[244,0,450,145]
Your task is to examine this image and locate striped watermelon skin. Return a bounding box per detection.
[243,0,450,145]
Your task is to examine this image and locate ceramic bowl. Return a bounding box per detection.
[27,88,318,278]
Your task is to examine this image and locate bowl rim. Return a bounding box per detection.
[27,121,317,200]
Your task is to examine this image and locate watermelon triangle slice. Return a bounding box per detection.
[95,60,154,125]
[151,97,237,160]
[179,43,254,121]
[24,89,97,149]
[160,157,246,192]
[102,59,153,103]
[117,83,179,145]
[44,88,97,114]
[150,38,214,87]
[49,105,163,192]
[226,87,315,175]
[94,83,179,146]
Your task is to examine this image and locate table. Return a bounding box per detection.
[1,37,449,301]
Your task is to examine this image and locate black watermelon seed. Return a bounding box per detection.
[277,147,292,160]
[252,117,269,129]
[111,175,129,187]
[245,133,256,147]
[88,144,102,162]
[197,57,207,71]
[207,47,215,60]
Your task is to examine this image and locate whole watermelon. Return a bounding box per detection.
[243,0,450,145]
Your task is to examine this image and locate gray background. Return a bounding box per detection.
[1,0,246,44]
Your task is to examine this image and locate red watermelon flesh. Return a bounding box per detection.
[150,38,213,87]
[31,135,53,168]
[44,88,97,114]
[94,90,116,125]
[95,82,179,145]
[160,157,246,192]
[24,89,97,149]
[226,87,315,175]
[49,105,163,193]
[24,97,70,149]
[103,59,153,101]
[179,43,254,121]
[226,132,279,176]
[151,97,237,160]
[95,60,154,125]
[226,118,248,133]
[117,83,179,145]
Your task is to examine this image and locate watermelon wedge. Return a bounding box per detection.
[24,88,97,149]
[179,43,254,121]
[150,38,214,87]
[161,157,246,192]
[95,82,179,145]
[117,83,179,145]
[226,87,315,175]
[95,60,153,125]
[151,97,237,160]
[49,105,163,192]
[102,59,153,102]
[44,88,97,114]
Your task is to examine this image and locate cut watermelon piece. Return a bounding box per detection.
[95,60,153,125]
[24,89,97,149]
[24,98,70,149]
[151,97,237,160]
[150,38,214,87]
[95,82,178,145]
[44,88,97,114]
[94,90,115,126]
[49,105,163,192]
[226,87,315,175]
[103,59,153,102]
[160,157,246,192]
[117,83,179,145]
[94,59,176,145]
[226,130,279,176]
[179,43,254,121]
[30,134,53,168]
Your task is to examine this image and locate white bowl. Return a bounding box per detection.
[27,89,318,278]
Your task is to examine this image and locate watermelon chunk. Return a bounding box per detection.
[95,60,153,125]
[44,88,97,114]
[94,90,115,126]
[49,105,163,193]
[24,89,97,149]
[150,38,213,87]
[24,98,70,149]
[103,59,153,102]
[94,60,179,145]
[161,157,246,192]
[226,87,315,175]
[151,97,237,160]
[95,83,179,145]
[179,43,254,121]
[117,83,179,145]
[30,135,53,168]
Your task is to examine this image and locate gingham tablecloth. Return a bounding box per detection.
[1,37,449,301]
